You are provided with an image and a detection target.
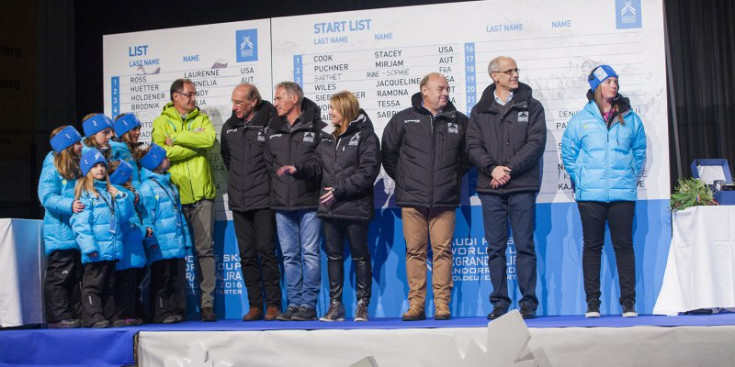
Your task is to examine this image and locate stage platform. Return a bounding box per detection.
[3,313,735,366]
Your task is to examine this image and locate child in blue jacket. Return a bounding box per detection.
[111,113,143,186]
[81,113,114,158]
[137,144,192,324]
[109,160,147,326]
[39,125,84,328]
[71,149,133,328]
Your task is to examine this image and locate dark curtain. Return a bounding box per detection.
[666,0,735,185]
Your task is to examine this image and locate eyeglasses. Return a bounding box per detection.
[493,68,520,76]
[178,91,197,98]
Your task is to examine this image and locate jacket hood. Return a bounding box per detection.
[410,92,459,114]
[270,97,327,133]
[341,109,375,136]
[585,90,632,117]
[161,101,201,121]
[140,167,171,185]
[475,82,534,112]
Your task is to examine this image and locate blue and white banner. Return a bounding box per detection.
[104,0,669,318]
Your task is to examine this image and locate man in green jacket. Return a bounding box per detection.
[152,78,217,321]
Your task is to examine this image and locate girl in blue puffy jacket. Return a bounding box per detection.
[81,113,114,158]
[111,113,143,186]
[39,125,85,329]
[561,65,646,319]
[137,144,191,324]
[71,149,134,328]
[108,160,147,326]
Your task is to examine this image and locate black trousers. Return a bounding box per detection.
[149,258,185,323]
[81,260,116,326]
[323,218,372,303]
[44,249,82,323]
[577,201,636,307]
[115,267,145,320]
[232,209,282,309]
[480,192,538,310]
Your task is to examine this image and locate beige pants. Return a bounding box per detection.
[402,207,455,306]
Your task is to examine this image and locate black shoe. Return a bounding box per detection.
[291,306,317,321]
[112,319,126,328]
[319,301,345,322]
[48,319,81,329]
[354,300,369,322]
[487,306,507,320]
[585,304,601,318]
[622,304,638,318]
[276,305,299,321]
[201,307,217,322]
[90,320,110,328]
[519,304,536,319]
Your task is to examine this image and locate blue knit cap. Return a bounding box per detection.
[109,160,133,185]
[80,149,107,176]
[140,144,167,171]
[114,113,141,138]
[82,114,113,137]
[588,65,619,92]
[50,126,82,153]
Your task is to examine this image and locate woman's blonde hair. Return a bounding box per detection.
[51,125,81,180]
[74,163,110,200]
[594,86,624,126]
[330,91,360,137]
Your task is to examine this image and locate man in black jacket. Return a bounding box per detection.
[267,81,326,321]
[381,72,468,321]
[220,83,281,321]
[466,56,547,320]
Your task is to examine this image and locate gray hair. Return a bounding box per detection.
[275,81,303,105]
[419,72,447,90]
[487,56,515,77]
[235,83,262,105]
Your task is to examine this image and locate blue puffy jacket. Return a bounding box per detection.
[110,141,141,187]
[115,185,146,270]
[38,152,79,255]
[137,168,191,265]
[561,95,646,202]
[71,179,134,264]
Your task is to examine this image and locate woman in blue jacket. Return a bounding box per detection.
[561,65,646,318]
[71,149,133,327]
[109,160,147,326]
[137,144,191,324]
[111,113,143,186]
[39,125,84,328]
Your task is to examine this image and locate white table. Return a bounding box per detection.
[0,219,44,327]
[653,206,735,315]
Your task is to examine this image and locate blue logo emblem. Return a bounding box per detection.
[616,0,642,29]
[235,29,258,62]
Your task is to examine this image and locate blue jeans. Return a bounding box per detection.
[275,210,322,309]
[479,192,538,310]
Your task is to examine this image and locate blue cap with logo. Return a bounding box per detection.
[50,126,82,153]
[80,149,107,176]
[140,143,167,171]
[109,160,133,185]
[82,114,113,137]
[114,113,141,138]
[588,65,619,92]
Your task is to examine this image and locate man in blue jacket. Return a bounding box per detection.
[466,56,547,320]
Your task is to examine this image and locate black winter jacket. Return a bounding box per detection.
[265,97,327,211]
[220,100,275,212]
[381,93,468,208]
[296,111,381,221]
[466,83,547,194]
